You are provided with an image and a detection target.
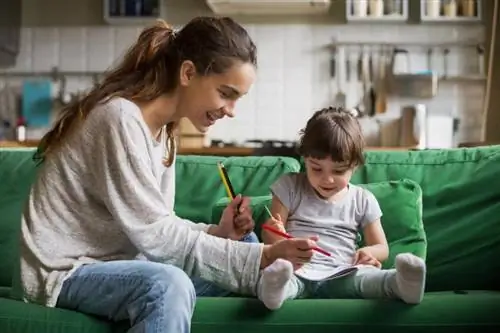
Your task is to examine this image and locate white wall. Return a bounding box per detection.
[1,1,486,146]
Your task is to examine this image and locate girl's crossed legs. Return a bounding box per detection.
[257,253,426,310]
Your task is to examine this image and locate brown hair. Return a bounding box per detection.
[34,16,257,166]
[298,106,365,167]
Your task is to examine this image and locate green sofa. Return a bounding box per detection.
[0,146,499,333]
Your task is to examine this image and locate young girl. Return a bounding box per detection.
[20,17,318,333]
[258,107,426,310]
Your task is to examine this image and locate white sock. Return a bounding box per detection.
[395,253,426,304]
[257,259,293,310]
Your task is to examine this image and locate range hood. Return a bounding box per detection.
[206,0,331,15]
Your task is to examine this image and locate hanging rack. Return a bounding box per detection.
[0,66,103,82]
[327,40,484,48]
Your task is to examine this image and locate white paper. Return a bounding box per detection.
[295,264,359,281]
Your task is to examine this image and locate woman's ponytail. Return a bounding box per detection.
[35,19,178,164]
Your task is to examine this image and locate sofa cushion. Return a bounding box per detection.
[0,297,125,333]
[213,179,426,268]
[192,291,500,333]
[2,291,498,333]
[175,155,300,223]
[358,179,426,268]
[348,146,500,291]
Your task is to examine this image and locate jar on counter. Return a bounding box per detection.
[460,0,475,16]
[353,0,368,17]
[384,0,402,15]
[426,0,441,17]
[443,0,457,17]
[369,0,384,17]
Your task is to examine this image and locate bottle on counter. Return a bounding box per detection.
[16,116,27,142]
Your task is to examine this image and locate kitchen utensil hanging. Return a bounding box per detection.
[334,47,346,107]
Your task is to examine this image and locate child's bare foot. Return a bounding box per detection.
[257,258,293,310]
[395,253,426,304]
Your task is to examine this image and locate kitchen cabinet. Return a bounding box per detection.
[0,0,21,67]
[420,0,482,22]
[346,0,409,22]
[103,0,163,24]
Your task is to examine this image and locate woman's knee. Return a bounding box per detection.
[145,263,196,303]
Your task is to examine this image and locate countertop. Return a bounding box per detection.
[0,140,415,155]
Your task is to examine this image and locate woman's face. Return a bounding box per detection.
[178,60,256,133]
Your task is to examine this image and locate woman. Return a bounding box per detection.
[19,16,318,333]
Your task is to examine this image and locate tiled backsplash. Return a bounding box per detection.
[0,23,485,145]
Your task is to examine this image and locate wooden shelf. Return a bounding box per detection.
[420,0,482,23]
[346,0,409,23]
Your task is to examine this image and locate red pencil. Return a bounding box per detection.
[262,224,331,257]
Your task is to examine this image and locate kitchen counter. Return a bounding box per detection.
[0,140,416,155]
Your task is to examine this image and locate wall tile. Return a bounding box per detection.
[32,28,59,71]
[59,28,87,71]
[2,22,486,147]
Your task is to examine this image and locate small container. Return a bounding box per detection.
[426,0,441,17]
[16,117,26,142]
[385,0,402,15]
[461,0,475,16]
[443,0,457,17]
[353,0,368,17]
[369,0,384,17]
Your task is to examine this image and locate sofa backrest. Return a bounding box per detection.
[0,148,39,287]
[348,146,500,292]
[0,148,301,287]
[175,155,301,223]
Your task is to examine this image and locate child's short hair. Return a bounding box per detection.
[298,106,365,167]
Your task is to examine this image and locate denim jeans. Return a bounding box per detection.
[56,232,259,333]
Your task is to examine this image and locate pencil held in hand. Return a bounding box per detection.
[217,162,236,199]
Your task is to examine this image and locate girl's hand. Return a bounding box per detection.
[353,248,382,268]
[267,212,286,232]
[217,195,255,240]
[261,236,319,271]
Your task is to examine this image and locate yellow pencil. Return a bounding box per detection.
[217,162,235,200]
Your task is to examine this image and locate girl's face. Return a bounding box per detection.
[304,157,354,200]
[177,60,256,133]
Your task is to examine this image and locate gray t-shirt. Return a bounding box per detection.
[270,172,382,279]
[20,97,262,307]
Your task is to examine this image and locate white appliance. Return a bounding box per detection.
[205,0,332,15]
[426,115,456,149]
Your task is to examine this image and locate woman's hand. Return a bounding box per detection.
[261,236,318,271]
[216,194,255,241]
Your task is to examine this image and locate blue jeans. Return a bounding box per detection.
[56,232,259,333]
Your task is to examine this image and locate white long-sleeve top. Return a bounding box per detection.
[20,97,263,307]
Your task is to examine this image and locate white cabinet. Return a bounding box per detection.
[103,0,163,24]
[346,0,409,22]
[420,0,482,22]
